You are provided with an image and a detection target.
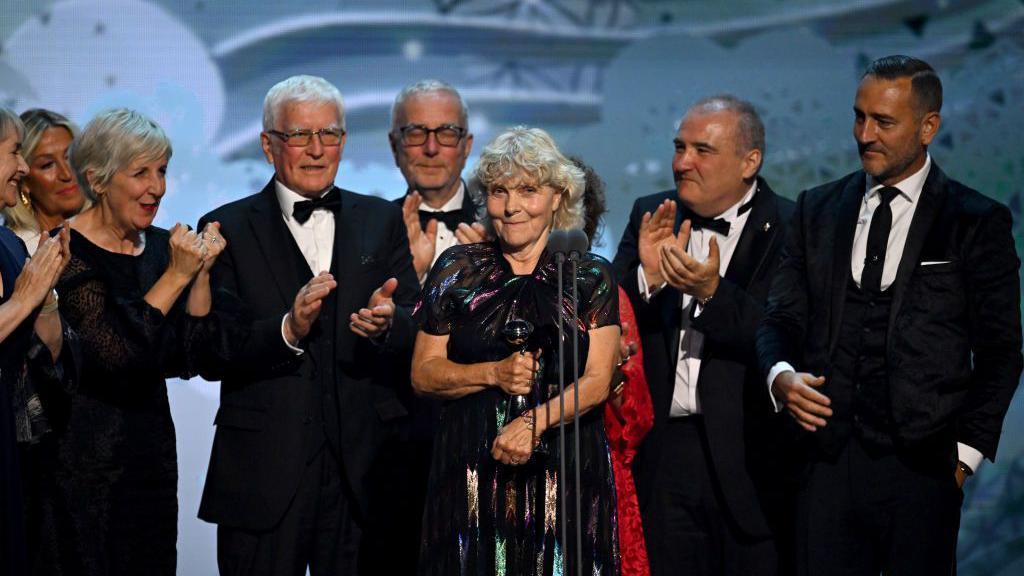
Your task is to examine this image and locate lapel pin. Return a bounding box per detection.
[763,222,772,232]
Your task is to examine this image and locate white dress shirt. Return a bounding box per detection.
[638,182,757,416]
[765,156,983,472]
[275,180,337,354]
[418,182,465,275]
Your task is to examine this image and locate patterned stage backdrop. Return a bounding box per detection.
[2,1,1022,573]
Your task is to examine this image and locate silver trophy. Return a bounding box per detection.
[502,318,546,454]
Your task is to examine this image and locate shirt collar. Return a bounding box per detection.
[865,154,931,204]
[715,180,758,224]
[275,179,334,220]
[417,181,465,213]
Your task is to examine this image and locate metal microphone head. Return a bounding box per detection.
[548,229,589,258]
[564,229,589,259]
[548,229,570,255]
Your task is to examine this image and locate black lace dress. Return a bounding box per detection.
[36,228,205,575]
[415,242,621,576]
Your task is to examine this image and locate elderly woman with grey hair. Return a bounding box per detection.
[411,126,621,575]
[33,108,224,575]
[0,107,72,576]
[1,109,88,255]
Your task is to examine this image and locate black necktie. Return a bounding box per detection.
[292,188,341,224]
[861,186,901,293]
[418,209,465,232]
[687,198,754,236]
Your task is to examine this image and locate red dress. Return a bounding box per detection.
[604,288,654,576]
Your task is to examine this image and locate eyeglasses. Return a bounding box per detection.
[267,128,345,147]
[395,124,466,147]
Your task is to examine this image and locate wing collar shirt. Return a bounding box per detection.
[275,179,337,354]
[417,181,466,274]
[639,181,757,417]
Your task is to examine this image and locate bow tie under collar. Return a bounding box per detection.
[686,198,754,236]
[418,208,467,231]
[292,188,341,224]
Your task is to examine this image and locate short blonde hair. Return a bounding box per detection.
[70,109,172,203]
[471,126,584,233]
[2,109,86,232]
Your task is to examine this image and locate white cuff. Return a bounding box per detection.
[281,314,304,355]
[637,265,665,302]
[957,443,984,474]
[766,362,796,413]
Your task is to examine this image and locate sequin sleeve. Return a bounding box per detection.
[413,245,474,336]
[582,253,620,331]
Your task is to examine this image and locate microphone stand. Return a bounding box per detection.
[549,229,588,576]
[551,232,570,568]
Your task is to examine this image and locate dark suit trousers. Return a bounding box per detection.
[797,435,961,576]
[642,417,777,576]
[217,446,360,576]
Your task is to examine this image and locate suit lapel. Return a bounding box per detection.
[723,178,779,288]
[332,189,362,363]
[886,163,947,341]
[827,173,866,355]
[458,179,481,224]
[247,180,305,307]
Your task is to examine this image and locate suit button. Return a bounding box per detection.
[868,300,876,308]
[862,327,871,334]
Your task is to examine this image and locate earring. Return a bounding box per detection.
[19,189,30,208]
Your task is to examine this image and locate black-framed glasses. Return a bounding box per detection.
[395,124,466,147]
[267,128,345,147]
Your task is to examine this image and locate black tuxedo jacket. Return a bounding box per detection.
[612,178,795,539]
[195,180,419,530]
[757,163,1022,461]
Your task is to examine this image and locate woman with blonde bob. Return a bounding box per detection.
[36,108,225,575]
[0,107,71,576]
[1,109,88,254]
[412,126,622,575]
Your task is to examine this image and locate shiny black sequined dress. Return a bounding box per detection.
[416,242,620,576]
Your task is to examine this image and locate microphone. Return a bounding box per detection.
[548,228,588,258]
[549,226,589,575]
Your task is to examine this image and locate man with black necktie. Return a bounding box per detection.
[757,55,1022,575]
[612,95,795,576]
[196,75,420,575]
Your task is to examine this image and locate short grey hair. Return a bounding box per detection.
[0,108,24,142]
[2,109,86,232]
[69,109,172,203]
[688,94,766,171]
[263,75,346,132]
[471,126,585,232]
[390,79,469,132]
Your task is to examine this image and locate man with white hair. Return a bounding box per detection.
[197,75,419,575]
[390,79,485,281]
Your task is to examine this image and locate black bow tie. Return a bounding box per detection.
[418,209,466,232]
[292,188,341,224]
[686,198,754,236]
